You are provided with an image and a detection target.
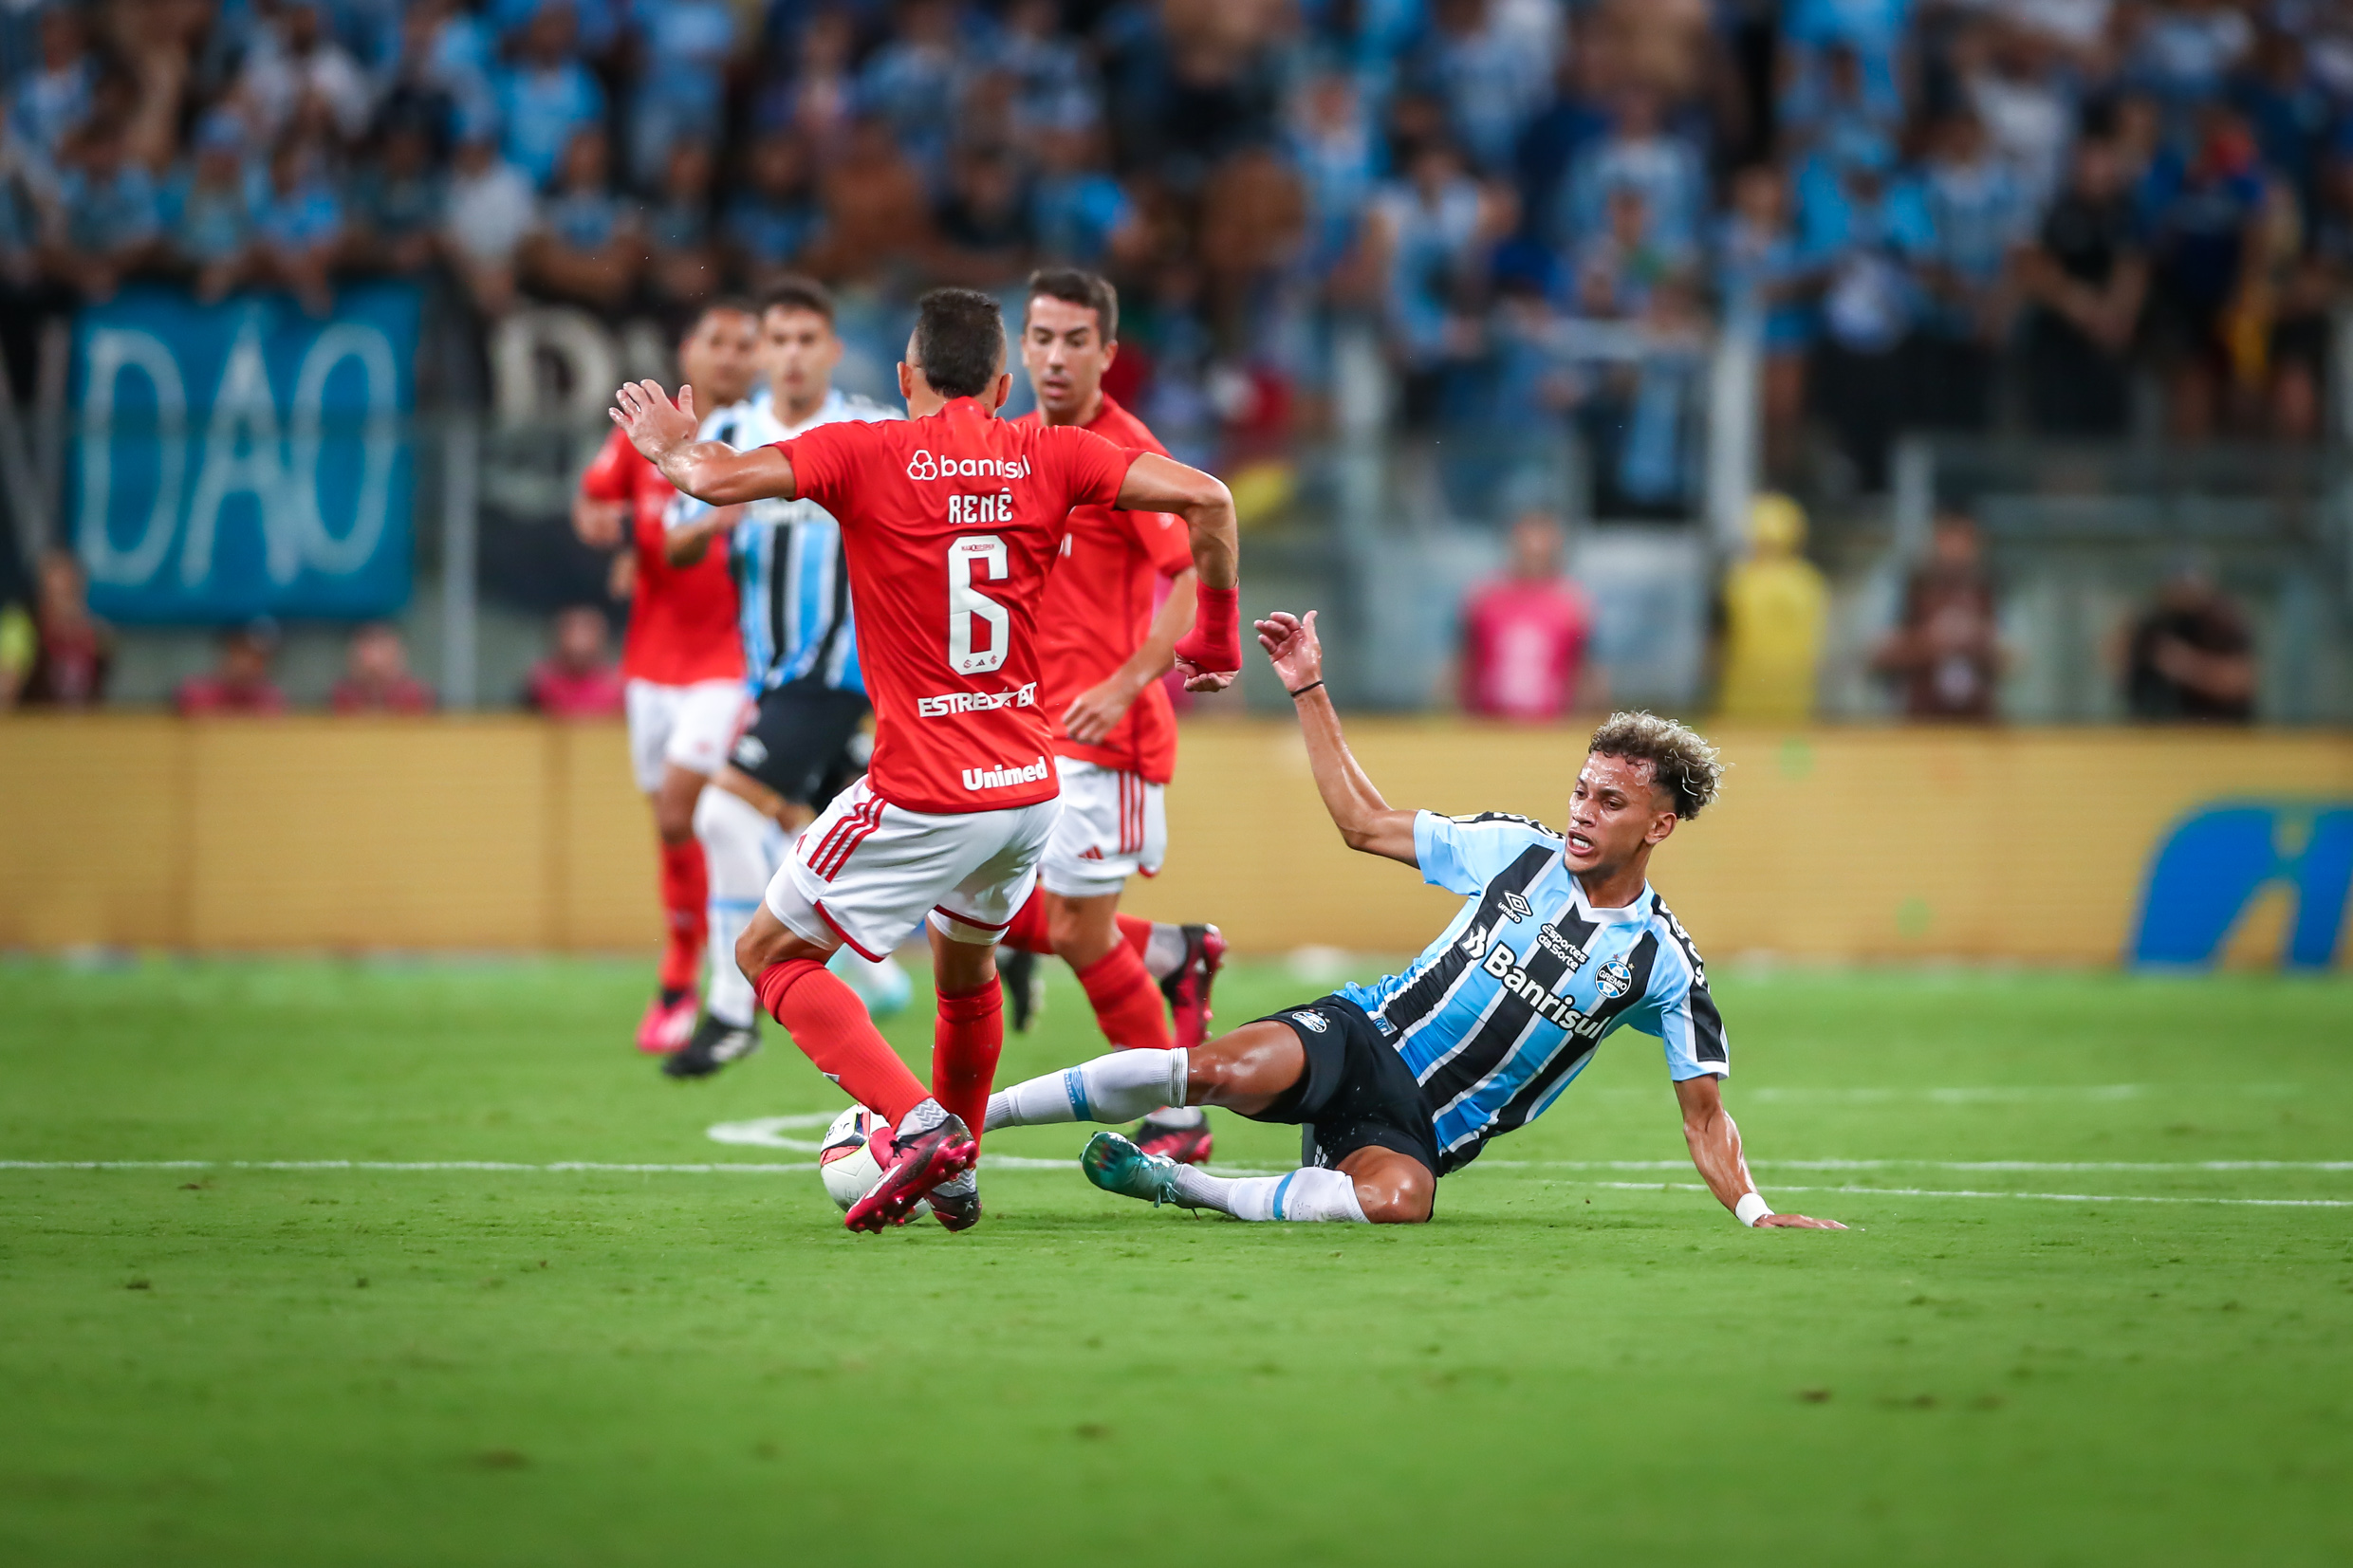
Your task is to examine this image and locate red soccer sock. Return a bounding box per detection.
[932,975,1004,1141]
[755,959,928,1123]
[1077,943,1172,1053]
[657,838,708,995]
[1115,913,1154,964]
[1001,888,1053,955]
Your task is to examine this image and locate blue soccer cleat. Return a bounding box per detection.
[1081,1131,1181,1208]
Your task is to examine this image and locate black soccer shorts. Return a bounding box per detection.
[1243,994,1443,1184]
[727,679,870,810]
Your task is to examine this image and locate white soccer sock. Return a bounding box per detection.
[1141,922,1189,981]
[1171,1165,1368,1223]
[985,1048,1188,1133]
[695,788,787,1028]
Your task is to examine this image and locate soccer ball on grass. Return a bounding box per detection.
[817,1104,929,1219]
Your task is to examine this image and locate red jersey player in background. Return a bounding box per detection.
[996,267,1227,1165]
[574,302,761,1054]
[612,288,1242,1233]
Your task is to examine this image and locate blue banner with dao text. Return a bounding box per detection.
[69,285,420,624]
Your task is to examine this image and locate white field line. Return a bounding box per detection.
[1580,1180,2353,1210]
[1484,1158,2353,1173]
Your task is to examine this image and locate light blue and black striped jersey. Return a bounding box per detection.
[668,388,898,694]
[1339,810,1727,1173]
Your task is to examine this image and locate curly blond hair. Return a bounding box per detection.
[1586,711,1725,820]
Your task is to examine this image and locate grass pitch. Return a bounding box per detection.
[2,954,2349,1567]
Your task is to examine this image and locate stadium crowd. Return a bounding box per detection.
[0,0,2320,720]
[5,0,2350,467]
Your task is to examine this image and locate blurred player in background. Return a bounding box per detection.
[995,268,1227,1164]
[987,610,1844,1233]
[613,287,1243,1233]
[574,302,759,1055]
[660,279,901,1079]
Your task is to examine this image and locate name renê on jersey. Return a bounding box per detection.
[906,451,1031,482]
[917,682,1037,717]
[947,490,1015,526]
[962,754,1050,792]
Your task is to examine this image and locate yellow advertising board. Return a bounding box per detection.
[3,717,2347,967]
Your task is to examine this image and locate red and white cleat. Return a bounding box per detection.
[635,993,697,1055]
[1159,924,1227,1054]
[1133,1116,1214,1166]
[844,1110,977,1233]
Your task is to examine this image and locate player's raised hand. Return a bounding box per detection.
[1756,1212,1848,1229]
[1255,610,1322,691]
[610,379,698,465]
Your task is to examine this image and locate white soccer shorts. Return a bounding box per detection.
[1039,758,1166,899]
[766,776,1063,959]
[623,678,750,794]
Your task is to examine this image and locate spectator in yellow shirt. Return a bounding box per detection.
[1715,492,1827,723]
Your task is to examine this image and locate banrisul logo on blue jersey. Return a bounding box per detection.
[2130,802,2353,969]
[69,285,419,623]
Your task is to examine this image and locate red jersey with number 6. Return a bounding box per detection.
[776,397,1133,814]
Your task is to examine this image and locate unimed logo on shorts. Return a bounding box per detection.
[962,755,1049,791]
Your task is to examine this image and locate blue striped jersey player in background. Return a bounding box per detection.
[660,279,904,1078]
[984,609,1846,1229]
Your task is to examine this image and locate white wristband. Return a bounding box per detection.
[1734,1191,1773,1227]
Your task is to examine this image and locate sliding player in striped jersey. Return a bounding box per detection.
[986,610,1845,1231]
[659,279,901,1078]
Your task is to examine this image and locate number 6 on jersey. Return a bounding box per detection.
[949,533,1010,674]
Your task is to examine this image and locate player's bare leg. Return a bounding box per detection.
[735,905,974,1232]
[639,762,713,1054]
[681,766,906,1077]
[984,1020,1427,1222]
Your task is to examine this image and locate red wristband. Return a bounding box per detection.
[1173,584,1241,674]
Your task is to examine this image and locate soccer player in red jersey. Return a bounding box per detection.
[612,287,1242,1233]
[575,302,760,1055]
[995,268,1226,1163]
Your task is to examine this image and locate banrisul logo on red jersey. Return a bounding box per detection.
[962,755,1050,792]
[905,451,1032,481]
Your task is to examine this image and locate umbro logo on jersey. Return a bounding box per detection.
[1501,892,1533,921]
[906,451,1031,482]
[962,755,1049,791]
[1288,1010,1330,1033]
[1594,957,1636,1000]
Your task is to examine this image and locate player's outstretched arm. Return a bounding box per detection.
[1673,1075,1846,1229]
[610,380,798,507]
[1258,610,1417,866]
[1115,452,1240,691]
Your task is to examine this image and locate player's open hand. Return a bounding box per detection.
[1172,662,1236,694]
[1755,1212,1847,1229]
[1255,610,1322,691]
[610,379,698,464]
[1062,674,1139,744]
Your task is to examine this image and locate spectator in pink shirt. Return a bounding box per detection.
[176,619,289,717]
[526,605,626,718]
[1457,513,1604,722]
[330,622,435,714]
